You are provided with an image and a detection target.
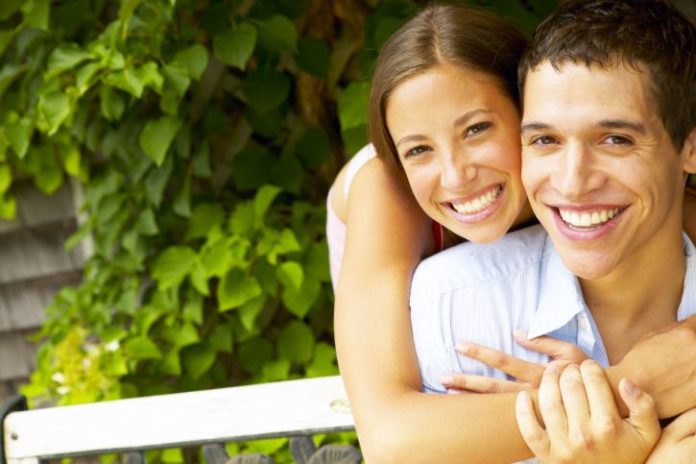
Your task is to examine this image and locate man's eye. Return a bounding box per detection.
[465,122,492,137]
[531,135,557,145]
[404,145,430,158]
[604,135,632,145]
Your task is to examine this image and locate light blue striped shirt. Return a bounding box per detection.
[410,225,696,394]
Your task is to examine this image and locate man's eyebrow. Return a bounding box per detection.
[520,122,552,134]
[595,119,646,133]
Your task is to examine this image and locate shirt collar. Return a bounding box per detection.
[529,232,696,339]
[527,234,587,339]
[677,232,696,319]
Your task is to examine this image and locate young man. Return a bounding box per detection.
[410,0,696,461]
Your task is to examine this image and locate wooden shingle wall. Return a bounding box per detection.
[0,180,84,402]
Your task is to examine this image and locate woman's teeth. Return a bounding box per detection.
[451,186,502,215]
[559,207,621,228]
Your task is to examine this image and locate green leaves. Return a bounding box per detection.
[214,23,257,69]
[37,91,71,136]
[254,15,297,52]
[338,80,370,132]
[171,45,209,80]
[139,116,181,166]
[125,337,162,361]
[243,69,290,113]
[152,246,197,290]
[278,321,314,364]
[217,268,262,311]
[5,117,33,159]
[46,44,93,80]
[296,38,330,78]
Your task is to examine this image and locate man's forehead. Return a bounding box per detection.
[521,60,655,124]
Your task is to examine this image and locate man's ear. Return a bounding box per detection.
[682,127,696,174]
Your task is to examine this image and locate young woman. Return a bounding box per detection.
[330,4,696,463]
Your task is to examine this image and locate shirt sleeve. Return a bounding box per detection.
[409,260,451,394]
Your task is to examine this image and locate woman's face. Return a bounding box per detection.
[385,63,528,243]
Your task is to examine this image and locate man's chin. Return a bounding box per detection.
[555,249,618,281]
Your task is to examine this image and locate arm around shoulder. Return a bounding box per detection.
[334,158,535,463]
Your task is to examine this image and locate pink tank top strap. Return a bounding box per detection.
[432,221,444,252]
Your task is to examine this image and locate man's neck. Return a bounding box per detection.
[579,232,686,364]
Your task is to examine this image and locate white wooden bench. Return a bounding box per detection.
[0,376,357,464]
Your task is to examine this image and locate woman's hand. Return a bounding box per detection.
[441,331,587,393]
[516,360,660,464]
[646,408,696,463]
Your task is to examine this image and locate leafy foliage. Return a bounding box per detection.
[0,0,556,461]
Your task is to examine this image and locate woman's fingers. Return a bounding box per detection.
[558,364,590,443]
[514,331,588,364]
[455,342,543,381]
[660,407,696,441]
[539,363,569,445]
[580,361,618,415]
[618,377,660,444]
[440,373,527,393]
[516,390,550,456]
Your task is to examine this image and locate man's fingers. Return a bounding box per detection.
[456,341,543,380]
[661,407,696,441]
[440,373,526,393]
[516,390,550,456]
[514,331,587,363]
[619,377,660,443]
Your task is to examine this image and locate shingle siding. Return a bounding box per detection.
[0,180,84,402]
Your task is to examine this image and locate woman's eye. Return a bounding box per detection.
[531,135,558,145]
[404,145,430,158]
[465,122,492,137]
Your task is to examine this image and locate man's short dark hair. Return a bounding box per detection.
[519,0,696,150]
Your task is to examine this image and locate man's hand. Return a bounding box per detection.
[610,317,696,418]
[516,360,660,464]
[441,332,587,393]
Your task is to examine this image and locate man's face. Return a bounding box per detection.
[521,61,695,280]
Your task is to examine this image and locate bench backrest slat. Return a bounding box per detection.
[3,376,354,460]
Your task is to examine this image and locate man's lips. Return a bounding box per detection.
[548,203,628,240]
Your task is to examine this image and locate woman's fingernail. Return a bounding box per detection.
[545,363,559,375]
[455,342,470,353]
[623,378,639,397]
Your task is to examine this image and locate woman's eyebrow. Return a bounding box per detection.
[454,109,492,128]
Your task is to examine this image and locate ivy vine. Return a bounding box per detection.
[0,0,559,461]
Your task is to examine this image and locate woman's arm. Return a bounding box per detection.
[334,161,696,464]
[334,157,536,463]
[685,187,696,241]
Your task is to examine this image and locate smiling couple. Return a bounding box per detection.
[331,0,696,462]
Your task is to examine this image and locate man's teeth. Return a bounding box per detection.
[559,208,621,228]
[451,187,501,215]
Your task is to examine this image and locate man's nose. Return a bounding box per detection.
[551,142,605,199]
